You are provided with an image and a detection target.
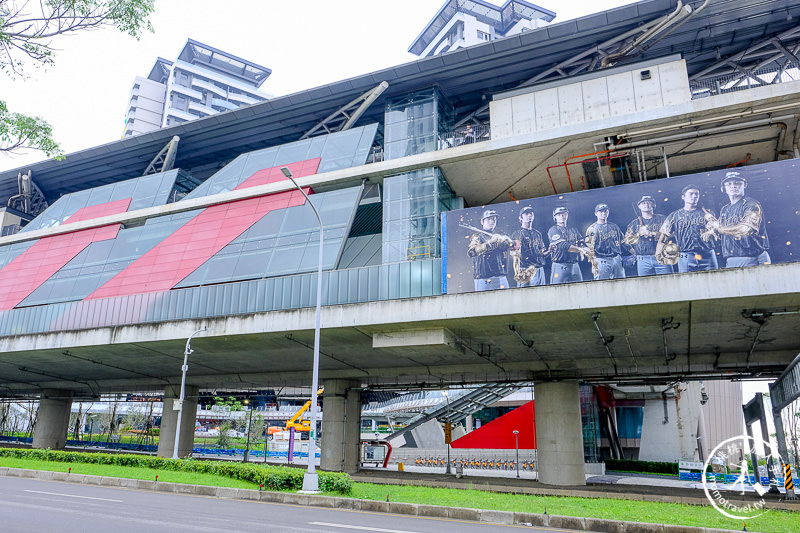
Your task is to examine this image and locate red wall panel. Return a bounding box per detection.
[451,401,537,450]
[0,199,131,311]
[87,158,321,300]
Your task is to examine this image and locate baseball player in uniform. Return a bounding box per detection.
[548,206,589,284]
[511,206,548,287]
[656,184,719,272]
[467,210,516,291]
[705,171,770,267]
[624,195,674,276]
[585,203,625,280]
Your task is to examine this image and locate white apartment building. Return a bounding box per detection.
[123,39,272,137]
[408,0,555,57]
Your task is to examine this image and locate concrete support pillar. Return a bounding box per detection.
[33,389,73,450]
[321,380,361,473]
[157,385,199,458]
[535,381,585,486]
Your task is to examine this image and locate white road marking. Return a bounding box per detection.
[24,489,123,502]
[308,523,419,533]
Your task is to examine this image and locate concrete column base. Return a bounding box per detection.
[32,389,73,450]
[321,380,361,472]
[535,380,585,486]
[157,384,199,458]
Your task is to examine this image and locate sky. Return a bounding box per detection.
[0,0,638,172]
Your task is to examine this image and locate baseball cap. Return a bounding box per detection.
[552,206,568,218]
[519,206,534,216]
[481,209,499,221]
[594,203,609,213]
[720,171,747,192]
[637,195,655,205]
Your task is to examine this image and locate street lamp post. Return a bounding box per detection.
[172,327,207,460]
[513,430,520,478]
[280,167,323,493]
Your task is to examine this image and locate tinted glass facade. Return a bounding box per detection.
[382,168,457,263]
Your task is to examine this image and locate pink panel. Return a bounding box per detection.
[86,159,321,300]
[0,199,131,311]
[451,401,537,450]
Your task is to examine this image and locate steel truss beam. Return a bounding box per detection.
[143,135,180,176]
[689,23,800,86]
[456,1,706,128]
[300,81,389,140]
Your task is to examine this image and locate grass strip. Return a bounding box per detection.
[0,456,258,489]
[350,483,797,533]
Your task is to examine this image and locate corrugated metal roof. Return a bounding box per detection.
[2,1,798,205]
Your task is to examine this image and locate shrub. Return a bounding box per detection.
[0,449,352,494]
[605,458,678,475]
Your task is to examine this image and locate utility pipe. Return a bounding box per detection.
[611,115,797,151]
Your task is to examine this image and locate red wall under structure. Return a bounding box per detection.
[451,400,537,449]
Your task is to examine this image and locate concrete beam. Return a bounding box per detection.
[373,328,463,353]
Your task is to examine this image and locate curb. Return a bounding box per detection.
[0,467,764,533]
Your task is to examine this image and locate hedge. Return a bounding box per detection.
[0,448,352,494]
[605,458,678,475]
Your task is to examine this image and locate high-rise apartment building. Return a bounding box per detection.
[408,0,555,57]
[123,39,271,137]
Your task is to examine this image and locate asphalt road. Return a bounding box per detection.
[0,476,557,532]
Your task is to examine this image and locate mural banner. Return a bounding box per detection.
[442,159,800,294]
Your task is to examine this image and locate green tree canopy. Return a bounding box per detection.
[1,0,155,157]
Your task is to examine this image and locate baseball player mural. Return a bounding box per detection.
[655,184,719,273]
[704,171,771,267]
[548,206,591,284]
[584,203,625,280]
[510,206,549,287]
[442,158,799,295]
[624,195,674,276]
[466,209,517,291]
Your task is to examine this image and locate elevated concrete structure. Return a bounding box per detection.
[2,1,800,482]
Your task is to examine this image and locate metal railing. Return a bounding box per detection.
[690,65,800,99]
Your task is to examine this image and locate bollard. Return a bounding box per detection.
[785,463,797,500]
[398,462,404,471]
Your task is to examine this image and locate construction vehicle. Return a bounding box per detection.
[284,388,324,431]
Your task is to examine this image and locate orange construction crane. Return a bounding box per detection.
[284,388,324,431]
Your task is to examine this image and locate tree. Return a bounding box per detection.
[0,0,155,156]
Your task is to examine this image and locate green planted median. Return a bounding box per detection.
[0,448,352,494]
[0,449,797,533]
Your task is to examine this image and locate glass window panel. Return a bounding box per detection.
[267,244,305,276]
[239,149,279,183]
[110,179,138,203]
[60,190,93,222]
[278,204,318,234]
[184,155,248,199]
[87,186,113,207]
[236,210,285,241]
[232,250,272,279]
[275,140,312,167]
[129,174,163,210]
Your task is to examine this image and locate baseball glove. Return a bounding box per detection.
[656,241,679,265]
